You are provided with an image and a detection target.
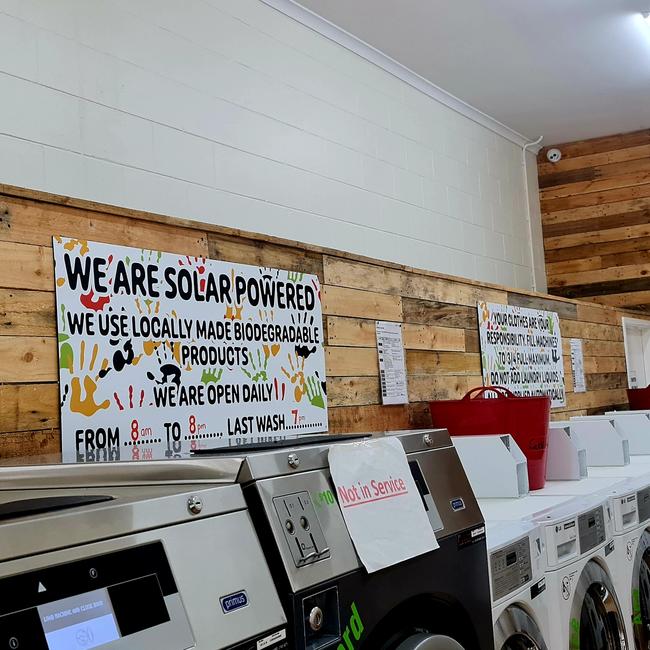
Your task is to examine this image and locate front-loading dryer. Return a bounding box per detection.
[480,494,629,649]
[486,520,549,650]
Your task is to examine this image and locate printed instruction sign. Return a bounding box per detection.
[376,321,409,405]
[54,237,327,463]
[478,301,566,407]
[570,338,586,393]
[329,437,438,573]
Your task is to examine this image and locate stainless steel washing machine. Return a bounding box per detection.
[0,461,287,650]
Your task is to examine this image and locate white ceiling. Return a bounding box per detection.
[296,0,650,145]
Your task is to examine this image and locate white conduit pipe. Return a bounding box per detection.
[521,135,544,291]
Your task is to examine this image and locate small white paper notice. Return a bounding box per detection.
[328,437,438,573]
[570,338,586,393]
[376,321,409,404]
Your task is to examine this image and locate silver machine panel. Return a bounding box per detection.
[237,429,484,593]
[489,536,532,601]
[0,482,287,650]
[577,506,606,554]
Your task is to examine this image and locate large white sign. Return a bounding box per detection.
[54,237,327,462]
[329,437,438,573]
[477,301,566,407]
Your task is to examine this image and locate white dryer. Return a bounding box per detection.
[487,520,549,650]
[480,494,629,649]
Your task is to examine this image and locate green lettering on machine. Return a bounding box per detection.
[338,602,364,650]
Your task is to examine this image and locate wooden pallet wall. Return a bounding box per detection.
[540,129,650,309]
[0,185,645,460]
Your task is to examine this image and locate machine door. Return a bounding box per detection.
[570,560,628,650]
[396,634,465,650]
[493,605,547,650]
[632,529,650,650]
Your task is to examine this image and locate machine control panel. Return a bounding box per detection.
[612,493,638,532]
[544,517,578,567]
[0,543,194,650]
[638,486,650,524]
[274,492,331,568]
[578,506,606,554]
[490,536,532,601]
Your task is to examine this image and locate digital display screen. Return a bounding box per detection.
[506,552,517,566]
[38,588,120,650]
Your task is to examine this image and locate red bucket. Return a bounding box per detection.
[628,387,650,410]
[429,386,551,490]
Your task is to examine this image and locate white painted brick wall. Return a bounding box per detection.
[0,0,540,289]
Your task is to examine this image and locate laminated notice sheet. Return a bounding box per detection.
[329,437,438,573]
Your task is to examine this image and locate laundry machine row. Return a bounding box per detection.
[0,430,495,650]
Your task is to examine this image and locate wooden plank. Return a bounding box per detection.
[552,277,650,299]
[545,236,650,263]
[0,242,54,291]
[582,340,625,357]
[585,373,628,391]
[402,298,478,328]
[0,430,61,460]
[548,263,650,289]
[322,286,403,321]
[550,409,587,420]
[546,258,602,276]
[325,347,378,377]
[542,197,650,227]
[0,384,59,433]
[566,389,628,410]
[406,350,482,375]
[575,304,622,326]
[322,256,508,306]
[327,376,380,407]
[506,293,578,319]
[0,337,57,382]
[464,329,479,353]
[328,404,413,433]
[541,181,650,214]
[326,316,465,351]
[0,197,209,255]
[600,250,650,269]
[559,319,623,341]
[583,356,627,373]
[540,167,650,201]
[542,209,650,239]
[586,291,650,308]
[0,289,56,336]
[538,143,650,177]
[539,130,650,163]
[545,222,650,251]
[408,375,475,402]
[208,233,324,281]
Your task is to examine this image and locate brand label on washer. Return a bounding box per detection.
[220,591,248,613]
[530,577,546,599]
[257,629,287,649]
[450,498,465,512]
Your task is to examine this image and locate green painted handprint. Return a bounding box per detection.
[242,349,269,383]
[201,368,223,385]
[306,375,325,409]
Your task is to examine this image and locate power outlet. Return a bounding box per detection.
[273,491,330,567]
